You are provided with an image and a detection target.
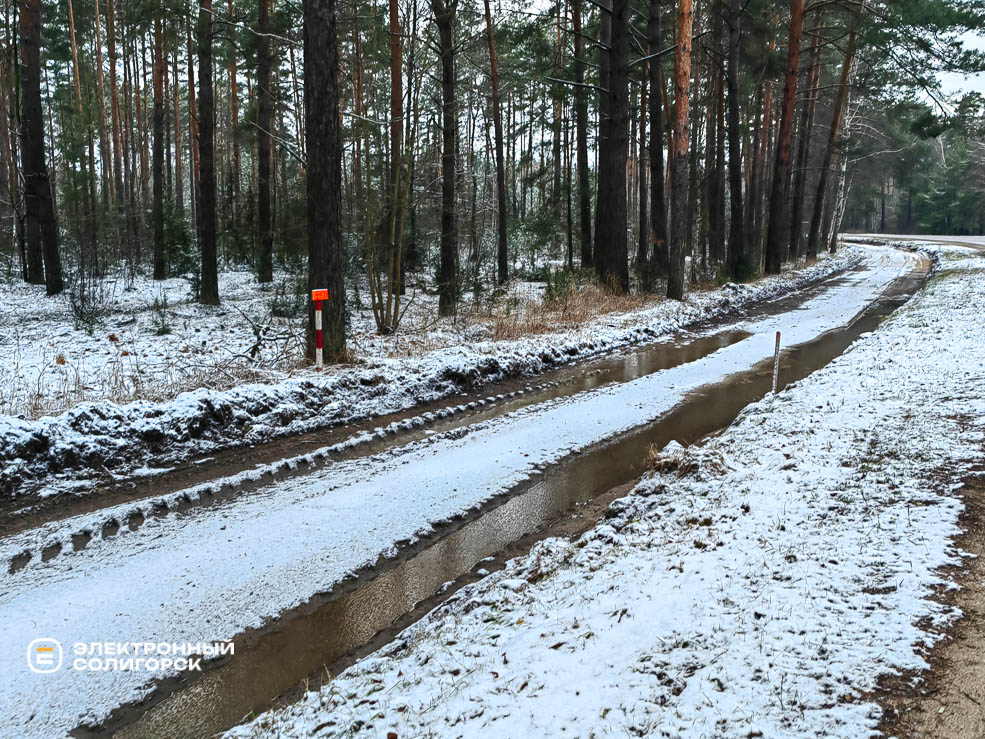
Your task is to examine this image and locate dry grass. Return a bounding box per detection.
[0,335,307,419]
[490,284,656,341]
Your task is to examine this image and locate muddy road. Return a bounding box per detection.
[0,245,928,738]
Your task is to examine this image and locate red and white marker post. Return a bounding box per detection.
[311,289,329,370]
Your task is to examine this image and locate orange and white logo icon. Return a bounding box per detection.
[27,638,62,673]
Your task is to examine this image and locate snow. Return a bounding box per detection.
[225,244,985,738]
[849,233,985,250]
[0,249,861,501]
[0,245,917,738]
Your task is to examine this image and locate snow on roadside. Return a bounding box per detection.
[0,249,860,501]
[229,246,985,738]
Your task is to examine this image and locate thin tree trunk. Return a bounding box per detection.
[173,53,184,214]
[806,30,857,260]
[384,0,403,319]
[106,0,124,198]
[667,0,693,300]
[227,0,240,220]
[152,9,165,279]
[725,0,748,280]
[138,35,150,208]
[91,0,111,203]
[572,0,592,267]
[637,57,648,275]
[187,18,200,226]
[483,0,509,285]
[707,0,726,265]
[257,0,273,282]
[198,0,219,304]
[647,1,668,280]
[66,0,83,111]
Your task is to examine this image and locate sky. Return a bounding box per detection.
[937,32,985,96]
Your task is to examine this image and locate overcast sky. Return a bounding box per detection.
[937,32,985,96]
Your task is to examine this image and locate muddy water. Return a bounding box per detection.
[102,264,927,739]
[6,329,752,548]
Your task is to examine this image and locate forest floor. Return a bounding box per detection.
[0,249,862,502]
[222,241,985,738]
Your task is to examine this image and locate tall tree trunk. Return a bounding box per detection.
[667,0,693,300]
[138,35,150,209]
[483,0,509,285]
[432,0,458,316]
[593,0,630,293]
[69,0,97,269]
[647,1,669,280]
[806,30,857,260]
[152,10,165,279]
[227,0,240,222]
[173,53,184,215]
[106,0,130,261]
[725,0,748,280]
[707,0,726,265]
[198,0,219,304]
[92,0,112,203]
[352,23,363,238]
[385,0,403,315]
[303,0,345,359]
[106,0,124,199]
[789,20,821,259]
[637,59,648,275]
[18,0,60,293]
[187,18,200,227]
[66,0,83,111]
[257,0,273,282]
[572,0,592,267]
[763,0,805,274]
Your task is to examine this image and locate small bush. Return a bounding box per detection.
[152,294,172,336]
[268,276,306,318]
[165,201,197,278]
[69,274,110,334]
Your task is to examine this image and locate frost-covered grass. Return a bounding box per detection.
[0,269,297,418]
[0,254,849,420]
[229,246,985,738]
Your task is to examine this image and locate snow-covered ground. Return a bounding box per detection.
[0,245,918,737]
[0,270,284,417]
[0,250,861,501]
[849,233,985,250]
[226,243,985,738]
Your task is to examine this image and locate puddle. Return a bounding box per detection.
[95,258,930,738]
[7,328,750,545]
